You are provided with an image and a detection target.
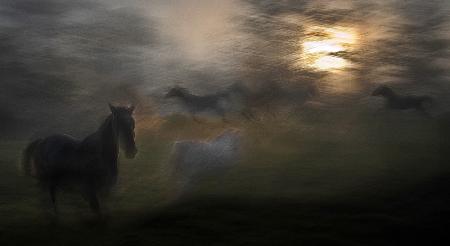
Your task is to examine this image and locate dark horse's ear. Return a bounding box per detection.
[127,105,135,113]
[109,103,117,114]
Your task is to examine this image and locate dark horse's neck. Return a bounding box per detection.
[97,114,119,182]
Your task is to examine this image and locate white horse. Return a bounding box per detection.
[167,129,242,197]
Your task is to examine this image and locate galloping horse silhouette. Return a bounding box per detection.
[372,85,433,112]
[165,86,231,122]
[22,104,137,216]
[165,85,256,122]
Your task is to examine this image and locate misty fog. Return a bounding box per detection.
[1,1,450,245]
[1,0,448,138]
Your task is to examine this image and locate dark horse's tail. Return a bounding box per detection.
[22,139,42,177]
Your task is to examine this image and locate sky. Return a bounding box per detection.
[1,0,449,138]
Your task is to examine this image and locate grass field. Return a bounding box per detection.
[1,108,450,245]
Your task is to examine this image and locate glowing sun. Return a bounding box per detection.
[300,26,358,71]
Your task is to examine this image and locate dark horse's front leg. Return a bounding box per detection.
[84,183,101,216]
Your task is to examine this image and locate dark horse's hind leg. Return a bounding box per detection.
[40,181,58,213]
[39,180,59,221]
[49,182,58,214]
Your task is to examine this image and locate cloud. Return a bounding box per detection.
[1,0,450,138]
[0,0,156,137]
[243,0,450,99]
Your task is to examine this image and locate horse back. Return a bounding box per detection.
[42,134,79,155]
[37,134,81,175]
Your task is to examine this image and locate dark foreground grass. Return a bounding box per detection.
[1,110,450,245]
[3,191,450,246]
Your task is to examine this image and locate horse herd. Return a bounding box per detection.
[21,85,433,217]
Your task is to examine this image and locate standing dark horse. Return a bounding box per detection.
[22,104,138,216]
[371,85,433,112]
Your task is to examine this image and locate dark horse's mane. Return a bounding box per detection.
[22,105,137,216]
[80,114,119,185]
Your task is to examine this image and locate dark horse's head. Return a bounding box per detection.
[165,86,188,99]
[109,104,138,159]
[372,85,394,97]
